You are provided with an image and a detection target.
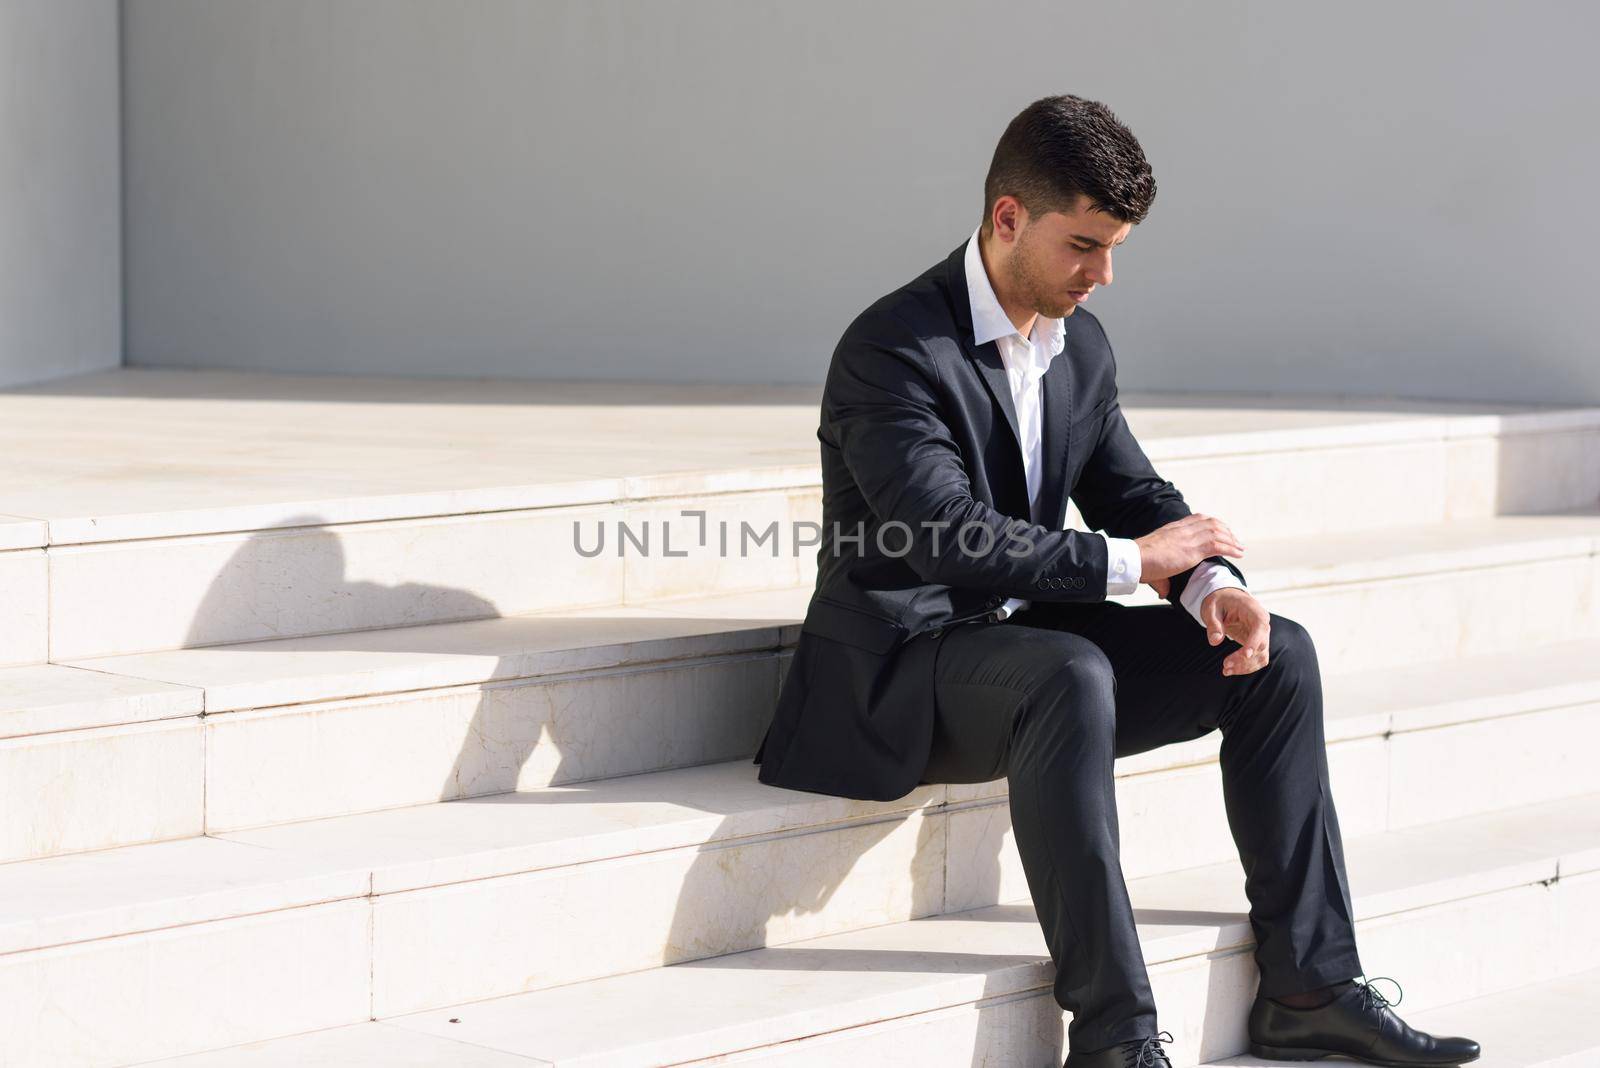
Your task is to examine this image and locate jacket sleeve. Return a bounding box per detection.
[1070,382,1246,608]
[825,323,1110,601]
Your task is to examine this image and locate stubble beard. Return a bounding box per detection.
[1008,230,1073,321]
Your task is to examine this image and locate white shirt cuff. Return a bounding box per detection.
[1179,560,1247,627]
[1099,532,1142,596]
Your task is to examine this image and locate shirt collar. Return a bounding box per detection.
[963,224,1066,356]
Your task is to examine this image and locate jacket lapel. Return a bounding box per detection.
[1037,348,1073,529]
[970,342,1022,455]
[943,242,1023,457]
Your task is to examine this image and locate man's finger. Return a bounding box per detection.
[1222,634,1270,676]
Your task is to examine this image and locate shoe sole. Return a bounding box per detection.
[1248,1042,1479,1066]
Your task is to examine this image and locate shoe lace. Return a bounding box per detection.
[1122,1030,1174,1068]
[1353,975,1404,1015]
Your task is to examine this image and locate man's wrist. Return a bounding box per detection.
[1180,561,1248,626]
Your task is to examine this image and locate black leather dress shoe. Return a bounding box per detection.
[1248,977,1480,1065]
[1063,1030,1173,1068]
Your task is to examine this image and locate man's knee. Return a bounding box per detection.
[1265,613,1318,676]
[1224,614,1325,740]
[1253,615,1325,733]
[1026,641,1117,736]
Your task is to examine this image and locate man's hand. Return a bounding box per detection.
[1135,514,1244,582]
[1201,587,1270,676]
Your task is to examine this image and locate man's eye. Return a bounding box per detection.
[1073,244,1096,253]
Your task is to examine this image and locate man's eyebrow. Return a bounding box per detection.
[1070,234,1127,248]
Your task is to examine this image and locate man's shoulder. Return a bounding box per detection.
[837,247,964,355]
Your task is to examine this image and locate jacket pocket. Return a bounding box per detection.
[801,597,908,654]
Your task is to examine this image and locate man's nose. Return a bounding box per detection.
[1084,249,1113,287]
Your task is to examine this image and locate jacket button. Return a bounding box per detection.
[1052,578,1064,589]
[1074,577,1086,589]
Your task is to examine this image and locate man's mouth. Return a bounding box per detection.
[1067,289,1091,302]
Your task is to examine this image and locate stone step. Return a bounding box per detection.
[68,503,1600,686]
[4,374,1590,550]
[0,514,47,666]
[5,500,1600,861]
[1116,504,1600,675]
[93,793,1600,1068]
[136,969,1600,1068]
[0,590,804,862]
[4,384,1593,662]
[1085,400,1600,543]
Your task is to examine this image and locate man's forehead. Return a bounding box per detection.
[1038,205,1130,245]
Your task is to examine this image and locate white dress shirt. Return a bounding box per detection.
[963,225,1245,627]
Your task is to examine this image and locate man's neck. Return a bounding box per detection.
[978,232,1038,340]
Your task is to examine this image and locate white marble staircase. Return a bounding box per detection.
[0,373,1597,1066]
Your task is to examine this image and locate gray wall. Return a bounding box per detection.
[0,0,121,390]
[122,1,1600,403]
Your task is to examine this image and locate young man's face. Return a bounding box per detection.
[1007,195,1132,319]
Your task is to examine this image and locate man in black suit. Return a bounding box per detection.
[752,96,1479,1068]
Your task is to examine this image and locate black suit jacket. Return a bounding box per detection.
[752,238,1245,801]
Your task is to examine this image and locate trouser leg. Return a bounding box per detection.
[1017,601,1365,998]
[920,620,1158,1051]
[1209,613,1365,995]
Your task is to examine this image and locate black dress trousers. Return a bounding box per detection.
[916,599,1364,1053]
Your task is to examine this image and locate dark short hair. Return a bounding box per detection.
[981,94,1156,233]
